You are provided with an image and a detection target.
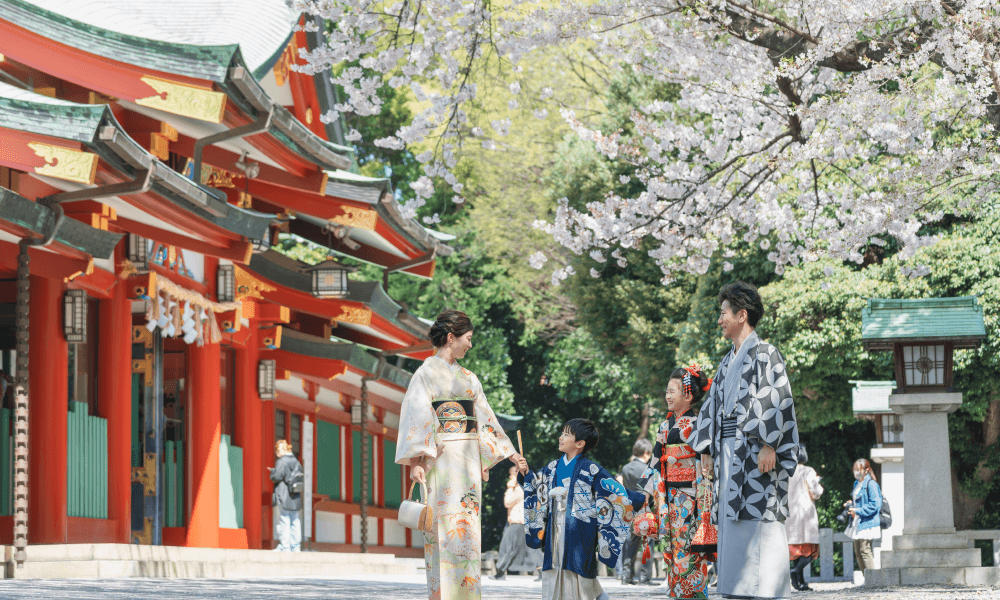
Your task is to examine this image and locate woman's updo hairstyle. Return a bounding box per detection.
[429,310,473,348]
[669,365,712,403]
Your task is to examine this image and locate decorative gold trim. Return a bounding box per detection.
[135,75,227,123]
[329,206,378,231]
[28,142,98,184]
[201,164,236,188]
[150,132,170,160]
[333,305,372,326]
[160,122,179,142]
[234,266,276,301]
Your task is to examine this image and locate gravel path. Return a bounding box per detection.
[0,575,994,599]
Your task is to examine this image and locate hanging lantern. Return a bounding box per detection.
[258,359,276,400]
[217,264,235,302]
[307,259,353,298]
[63,290,87,343]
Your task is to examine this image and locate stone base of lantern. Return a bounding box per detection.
[861,392,1000,586]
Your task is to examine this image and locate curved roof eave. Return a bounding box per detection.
[246,250,429,335]
[0,185,123,259]
[0,83,271,242]
[1,0,352,172]
[324,170,454,257]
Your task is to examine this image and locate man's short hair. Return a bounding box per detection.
[632,438,652,457]
[719,280,764,327]
[563,418,600,454]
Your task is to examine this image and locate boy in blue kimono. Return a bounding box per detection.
[519,418,646,600]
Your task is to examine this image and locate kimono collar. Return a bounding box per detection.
[723,330,758,414]
[561,454,578,467]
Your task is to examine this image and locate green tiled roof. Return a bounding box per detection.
[861,297,986,350]
[278,328,413,388]
[0,186,122,259]
[0,82,271,243]
[2,1,352,171]
[246,250,429,340]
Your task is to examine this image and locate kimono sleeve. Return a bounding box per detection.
[471,373,516,470]
[692,366,723,455]
[394,368,438,466]
[521,468,549,549]
[593,463,644,569]
[744,343,799,463]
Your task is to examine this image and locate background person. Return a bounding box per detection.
[785,446,823,591]
[844,458,882,573]
[493,464,538,579]
[269,439,303,552]
[620,438,654,585]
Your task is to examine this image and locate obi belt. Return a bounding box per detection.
[432,398,477,433]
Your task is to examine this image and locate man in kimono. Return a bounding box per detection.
[693,281,800,599]
[520,418,646,600]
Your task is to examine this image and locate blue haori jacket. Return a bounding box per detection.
[521,456,646,579]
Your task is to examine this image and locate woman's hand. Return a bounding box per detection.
[482,468,490,482]
[848,507,857,517]
[757,445,776,473]
[701,454,714,478]
[411,463,426,484]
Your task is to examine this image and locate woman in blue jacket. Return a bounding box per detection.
[844,458,882,571]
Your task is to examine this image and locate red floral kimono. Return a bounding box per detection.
[647,410,711,599]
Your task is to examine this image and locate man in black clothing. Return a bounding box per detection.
[269,439,303,551]
[620,438,655,585]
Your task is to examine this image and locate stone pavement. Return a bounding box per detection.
[0,575,995,599]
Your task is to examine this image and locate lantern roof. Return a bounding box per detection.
[850,380,895,414]
[0,81,273,254]
[304,258,357,273]
[862,296,986,351]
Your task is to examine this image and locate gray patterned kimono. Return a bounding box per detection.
[693,334,800,523]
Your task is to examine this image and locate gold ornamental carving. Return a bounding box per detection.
[28,142,99,184]
[234,266,276,301]
[329,206,378,231]
[200,163,236,188]
[131,517,153,545]
[333,305,372,326]
[135,75,227,123]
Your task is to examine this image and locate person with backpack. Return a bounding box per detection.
[843,458,883,572]
[270,439,304,552]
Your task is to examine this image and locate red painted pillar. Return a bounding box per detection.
[186,341,220,547]
[234,323,262,547]
[98,276,132,542]
[28,275,68,543]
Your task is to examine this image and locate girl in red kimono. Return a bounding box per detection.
[648,366,713,599]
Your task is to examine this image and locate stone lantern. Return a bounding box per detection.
[861,297,993,585]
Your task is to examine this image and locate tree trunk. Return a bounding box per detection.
[952,395,1000,529]
[637,398,652,442]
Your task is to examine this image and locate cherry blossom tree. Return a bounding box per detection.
[298,0,1000,279]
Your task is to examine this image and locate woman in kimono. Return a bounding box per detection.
[647,366,713,599]
[395,310,527,600]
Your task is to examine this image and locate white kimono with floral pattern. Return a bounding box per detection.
[395,356,516,600]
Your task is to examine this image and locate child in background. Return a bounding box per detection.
[520,418,646,600]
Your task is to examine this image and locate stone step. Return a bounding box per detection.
[891,533,971,551]
[7,544,423,580]
[880,547,981,569]
[865,566,1000,586]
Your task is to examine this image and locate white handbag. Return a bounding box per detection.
[398,481,434,532]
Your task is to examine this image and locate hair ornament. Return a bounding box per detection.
[681,364,702,396]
